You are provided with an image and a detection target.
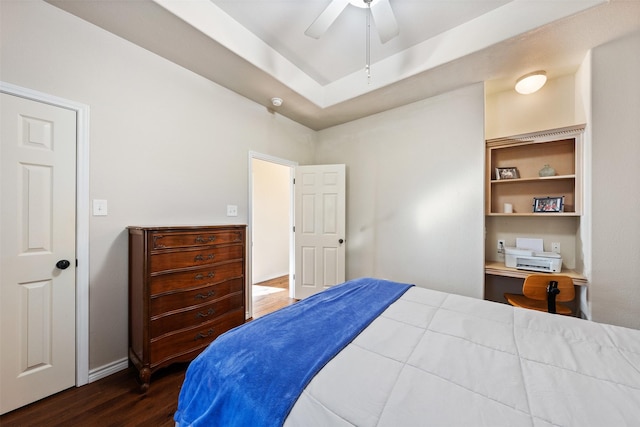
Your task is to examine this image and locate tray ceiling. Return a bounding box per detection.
[46,0,640,130]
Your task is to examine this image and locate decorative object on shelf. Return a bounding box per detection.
[533,196,564,213]
[503,203,513,214]
[495,167,519,180]
[538,164,556,177]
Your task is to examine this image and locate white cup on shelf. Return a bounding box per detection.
[504,203,513,214]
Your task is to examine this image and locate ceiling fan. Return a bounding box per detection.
[305,0,399,44]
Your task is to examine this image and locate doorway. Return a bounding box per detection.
[248,153,296,318]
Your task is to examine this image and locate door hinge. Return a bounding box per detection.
[76,259,78,267]
[292,226,295,232]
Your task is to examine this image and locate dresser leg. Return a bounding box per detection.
[138,367,151,393]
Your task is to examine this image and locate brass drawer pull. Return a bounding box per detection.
[195,235,216,244]
[152,235,166,249]
[195,328,214,341]
[196,308,215,319]
[194,272,215,280]
[194,254,215,262]
[195,290,215,300]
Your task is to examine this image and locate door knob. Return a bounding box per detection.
[338,239,344,244]
[56,259,71,270]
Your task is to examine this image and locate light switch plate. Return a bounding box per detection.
[93,199,108,216]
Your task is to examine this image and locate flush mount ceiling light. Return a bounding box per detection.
[515,71,547,95]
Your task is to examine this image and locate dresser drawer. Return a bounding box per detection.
[149,244,243,273]
[150,291,244,338]
[150,277,244,316]
[151,229,244,250]
[149,308,245,367]
[150,260,243,296]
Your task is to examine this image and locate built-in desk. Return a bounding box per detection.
[484,261,587,286]
[484,262,587,317]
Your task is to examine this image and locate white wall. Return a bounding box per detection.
[590,31,640,329]
[1,0,316,371]
[485,74,576,140]
[315,85,486,299]
[251,159,290,284]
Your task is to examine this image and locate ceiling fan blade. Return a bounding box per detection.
[305,0,350,39]
[370,0,399,44]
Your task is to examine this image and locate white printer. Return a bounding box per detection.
[504,247,562,273]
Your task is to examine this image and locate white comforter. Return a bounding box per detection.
[285,287,640,426]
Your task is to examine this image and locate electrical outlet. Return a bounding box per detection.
[497,239,505,254]
[93,199,108,216]
[226,205,238,217]
[551,242,561,254]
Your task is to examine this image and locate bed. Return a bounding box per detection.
[174,277,640,426]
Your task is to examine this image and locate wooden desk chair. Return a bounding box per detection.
[504,274,575,315]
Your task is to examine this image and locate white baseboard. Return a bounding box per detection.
[88,357,129,383]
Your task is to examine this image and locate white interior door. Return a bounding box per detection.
[294,164,346,299]
[1,93,77,414]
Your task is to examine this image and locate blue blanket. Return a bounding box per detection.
[174,277,413,427]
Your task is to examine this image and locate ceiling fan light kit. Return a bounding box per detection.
[515,71,547,94]
[305,0,398,43]
[349,0,379,8]
[305,0,399,83]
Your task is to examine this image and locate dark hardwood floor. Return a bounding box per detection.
[251,275,296,319]
[0,276,296,426]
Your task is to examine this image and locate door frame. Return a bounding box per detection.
[247,151,297,319]
[0,81,90,386]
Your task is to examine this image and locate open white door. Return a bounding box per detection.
[294,164,346,299]
[1,93,77,414]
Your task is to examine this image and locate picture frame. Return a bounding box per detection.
[495,167,519,180]
[533,196,565,213]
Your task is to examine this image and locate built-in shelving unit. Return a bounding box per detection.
[484,125,587,304]
[486,124,584,216]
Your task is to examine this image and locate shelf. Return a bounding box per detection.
[487,212,581,217]
[485,262,587,286]
[490,174,576,185]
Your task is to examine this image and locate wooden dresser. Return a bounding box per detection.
[127,225,246,391]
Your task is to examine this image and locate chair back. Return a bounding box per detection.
[522,274,575,302]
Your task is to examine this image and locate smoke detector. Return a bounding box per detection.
[271,97,283,107]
